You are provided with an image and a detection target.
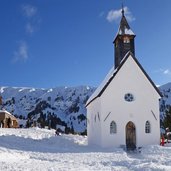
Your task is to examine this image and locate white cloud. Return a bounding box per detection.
[22,4,37,18]
[13,41,29,62]
[21,4,40,34]
[163,69,171,75]
[154,68,171,76]
[106,7,135,23]
[106,9,121,22]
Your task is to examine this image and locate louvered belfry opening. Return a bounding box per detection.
[113,7,136,69]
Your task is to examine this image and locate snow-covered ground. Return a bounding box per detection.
[0,128,171,171]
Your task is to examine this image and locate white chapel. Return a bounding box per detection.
[86,7,162,150]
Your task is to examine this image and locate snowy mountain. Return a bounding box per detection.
[0,86,95,133]
[0,83,171,133]
[159,83,171,118]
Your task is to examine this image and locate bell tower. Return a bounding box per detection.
[113,6,136,69]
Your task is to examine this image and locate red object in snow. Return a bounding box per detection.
[160,136,165,146]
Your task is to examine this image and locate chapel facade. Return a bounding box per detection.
[86,7,161,150]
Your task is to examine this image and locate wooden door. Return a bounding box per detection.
[126,121,136,150]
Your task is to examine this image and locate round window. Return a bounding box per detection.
[124,93,134,102]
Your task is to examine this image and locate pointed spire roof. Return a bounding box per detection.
[114,6,135,42]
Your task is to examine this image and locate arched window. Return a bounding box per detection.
[145,121,151,133]
[110,121,117,134]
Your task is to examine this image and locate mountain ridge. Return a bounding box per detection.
[0,86,95,133]
[0,83,171,133]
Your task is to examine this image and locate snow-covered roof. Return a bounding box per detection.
[0,110,16,118]
[0,110,11,115]
[86,67,117,105]
[86,51,162,107]
[86,51,133,106]
[86,52,134,106]
[118,27,135,36]
[113,13,135,43]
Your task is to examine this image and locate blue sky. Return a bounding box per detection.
[0,0,171,88]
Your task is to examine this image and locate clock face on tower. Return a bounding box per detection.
[124,93,134,102]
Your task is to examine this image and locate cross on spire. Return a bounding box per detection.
[113,3,136,68]
[121,2,124,16]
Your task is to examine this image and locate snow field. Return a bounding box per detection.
[0,128,171,171]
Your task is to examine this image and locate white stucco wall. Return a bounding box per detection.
[87,98,102,145]
[87,54,160,148]
[100,55,160,148]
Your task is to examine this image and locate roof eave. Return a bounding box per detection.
[86,51,162,107]
[86,51,132,107]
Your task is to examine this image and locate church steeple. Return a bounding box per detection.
[121,3,124,16]
[113,6,136,69]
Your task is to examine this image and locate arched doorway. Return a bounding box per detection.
[126,121,136,150]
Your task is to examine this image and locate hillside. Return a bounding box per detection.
[0,86,95,133]
[0,83,171,133]
[159,82,171,113]
[159,82,171,129]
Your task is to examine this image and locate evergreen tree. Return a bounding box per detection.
[163,106,171,130]
[70,125,74,134]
